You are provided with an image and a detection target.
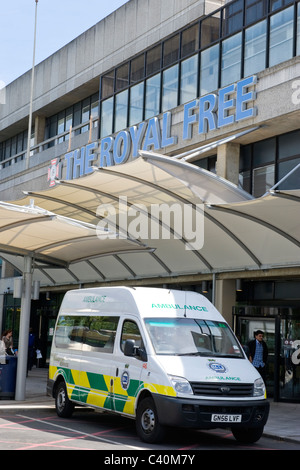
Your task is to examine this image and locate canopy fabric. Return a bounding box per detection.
[1,154,299,286]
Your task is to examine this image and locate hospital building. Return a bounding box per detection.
[0,0,300,401]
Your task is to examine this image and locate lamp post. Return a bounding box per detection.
[25,0,39,170]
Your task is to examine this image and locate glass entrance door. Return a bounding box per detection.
[234,307,300,402]
[237,316,275,397]
[278,316,300,401]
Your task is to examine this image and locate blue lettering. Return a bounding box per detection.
[161,112,177,147]
[100,137,114,167]
[199,94,217,134]
[236,75,257,121]
[84,142,98,175]
[114,130,131,164]
[73,148,85,179]
[143,117,161,150]
[218,84,236,128]
[183,99,198,140]
[130,122,146,158]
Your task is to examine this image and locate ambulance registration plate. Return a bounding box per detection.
[211,414,242,423]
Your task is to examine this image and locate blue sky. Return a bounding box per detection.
[0,0,128,86]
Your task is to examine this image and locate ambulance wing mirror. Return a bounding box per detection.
[124,339,148,362]
[124,339,135,357]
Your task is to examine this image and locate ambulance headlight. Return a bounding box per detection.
[169,375,193,395]
[253,377,265,396]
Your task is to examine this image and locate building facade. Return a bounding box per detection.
[0,0,300,401]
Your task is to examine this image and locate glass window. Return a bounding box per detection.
[278,130,300,159]
[131,54,145,84]
[200,43,219,95]
[121,320,144,351]
[116,63,129,92]
[277,158,300,189]
[55,315,88,350]
[101,71,114,99]
[145,318,244,357]
[57,111,65,143]
[83,316,119,353]
[245,0,267,25]
[222,0,243,36]
[162,64,179,112]
[221,32,242,87]
[114,89,128,132]
[244,20,267,76]
[269,6,294,67]
[270,0,294,12]
[163,34,180,67]
[253,138,276,166]
[81,97,90,133]
[180,54,198,104]
[252,164,275,196]
[129,82,144,125]
[145,73,161,119]
[201,13,221,49]
[181,24,199,58]
[100,96,113,137]
[146,45,161,76]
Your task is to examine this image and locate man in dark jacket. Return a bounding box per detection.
[248,330,268,382]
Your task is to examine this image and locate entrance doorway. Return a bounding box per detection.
[233,306,300,402]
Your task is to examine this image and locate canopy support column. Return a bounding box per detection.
[15,256,33,401]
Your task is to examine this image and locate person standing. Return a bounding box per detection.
[248,330,268,382]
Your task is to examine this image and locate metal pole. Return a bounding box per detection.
[15,256,33,401]
[25,0,39,170]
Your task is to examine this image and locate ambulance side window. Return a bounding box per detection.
[121,320,144,352]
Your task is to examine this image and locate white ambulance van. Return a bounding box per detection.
[47,287,269,443]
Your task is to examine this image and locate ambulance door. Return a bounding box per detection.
[112,317,146,416]
[79,315,119,410]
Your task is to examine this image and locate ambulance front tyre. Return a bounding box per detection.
[55,380,75,418]
[136,397,166,443]
[231,426,264,443]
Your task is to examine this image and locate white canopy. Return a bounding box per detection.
[1,152,299,287]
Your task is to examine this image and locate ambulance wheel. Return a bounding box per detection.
[55,380,74,418]
[136,397,165,443]
[231,426,264,443]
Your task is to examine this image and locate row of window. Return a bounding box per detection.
[100,3,300,137]
[55,315,144,355]
[239,129,300,196]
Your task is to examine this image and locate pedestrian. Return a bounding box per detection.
[28,327,36,371]
[2,329,15,355]
[248,330,268,382]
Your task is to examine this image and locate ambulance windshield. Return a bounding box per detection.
[144,318,244,357]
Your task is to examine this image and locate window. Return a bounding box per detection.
[129,82,144,126]
[180,55,198,104]
[146,45,161,76]
[269,6,294,67]
[162,64,179,112]
[101,71,114,99]
[116,63,129,92]
[221,32,242,87]
[181,24,199,58]
[245,0,268,25]
[244,20,267,76]
[163,34,180,67]
[114,89,128,132]
[55,315,119,353]
[201,13,221,49]
[200,44,219,95]
[121,320,144,352]
[145,73,160,119]
[297,2,300,55]
[131,54,145,84]
[252,165,275,196]
[100,97,113,137]
[222,0,244,36]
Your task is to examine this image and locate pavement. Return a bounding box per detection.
[0,367,299,446]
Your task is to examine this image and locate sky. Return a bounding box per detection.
[0,0,129,87]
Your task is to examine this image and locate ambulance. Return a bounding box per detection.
[47,286,269,443]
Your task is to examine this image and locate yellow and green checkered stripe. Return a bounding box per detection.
[49,365,176,416]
